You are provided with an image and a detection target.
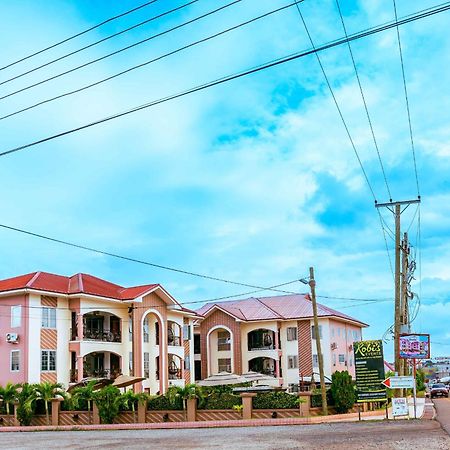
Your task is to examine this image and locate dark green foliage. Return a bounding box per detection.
[147,393,183,411]
[16,384,37,426]
[330,370,356,414]
[416,369,426,392]
[252,391,299,410]
[311,390,334,408]
[198,392,241,410]
[92,385,122,424]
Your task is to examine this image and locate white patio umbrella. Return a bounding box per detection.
[197,372,248,386]
[241,371,275,384]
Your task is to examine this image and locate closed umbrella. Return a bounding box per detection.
[197,372,248,386]
[112,375,146,389]
[241,371,275,384]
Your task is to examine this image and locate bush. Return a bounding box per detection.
[147,394,183,411]
[253,391,299,410]
[93,385,122,424]
[416,369,426,392]
[330,371,356,414]
[199,392,241,410]
[311,390,334,408]
[16,384,37,426]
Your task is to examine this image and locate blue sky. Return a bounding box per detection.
[1,0,449,360]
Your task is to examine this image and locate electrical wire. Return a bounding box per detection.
[335,0,392,202]
[0,1,299,121]
[0,0,241,101]
[0,0,162,72]
[1,1,449,158]
[393,0,420,198]
[0,0,199,88]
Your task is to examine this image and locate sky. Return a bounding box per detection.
[0,0,449,361]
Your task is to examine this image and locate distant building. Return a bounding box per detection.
[0,271,198,393]
[194,294,368,388]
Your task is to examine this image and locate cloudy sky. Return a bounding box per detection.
[1,0,449,360]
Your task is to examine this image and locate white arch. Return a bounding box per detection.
[141,308,167,393]
[206,325,234,376]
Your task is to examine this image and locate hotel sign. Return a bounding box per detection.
[399,334,430,359]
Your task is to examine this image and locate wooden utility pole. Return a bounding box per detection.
[400,232,410,379]
[309,266,327,415]
[375,198,420,397]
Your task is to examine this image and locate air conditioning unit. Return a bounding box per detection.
[6,333,19,343]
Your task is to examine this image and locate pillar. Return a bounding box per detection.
[77,355,84,382]
[240,393,256,420]
[298,392,311,417]
[77,313,84,341]
[186,398,196,422]
[50,398,62,426]
[275,330,281,379]
[13,402,19,426]
[92,403,100,425]
[137,400,147,424]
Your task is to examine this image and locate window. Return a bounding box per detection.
[183,324,191,341]
[337,327,341,337]
[311,325,322,339]
[129,352,133,375]
[287,327,297,341]
[11,305,22,328]
[41,307,56,328]
[353,330,359,341]
[332,353,336,366]
[194,334,201,354]
[144,352,150,378]
[217,331,231,351]
[331,327,335,338]
[11,350,20,372]
[129,320,133,342]
[143,317,149,343]
[41,350,56,371]
[349,356,353,367]
[288,355,298,369]
[218,358,231,373]
[313,354,319,367]
[184,355,191,371]
[338,354,345,364]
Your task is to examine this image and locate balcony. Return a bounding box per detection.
[83,328,121,342]
[70,351,122,383]
[247,329,275,351]
[168,321,182,347]
[70,311,122,343]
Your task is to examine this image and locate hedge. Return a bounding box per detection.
[147,394,183,411]
[198,393,241,410]
[252,392,299,409]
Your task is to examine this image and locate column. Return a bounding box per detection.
[77,355,84,382]
[274,330,280,379]
[240,393,257,420]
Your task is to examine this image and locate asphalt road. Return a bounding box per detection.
[434,397,450,436]
[0,420,449,450]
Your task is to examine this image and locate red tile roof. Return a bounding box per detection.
[0,271,158,301]
[196,294,368,326]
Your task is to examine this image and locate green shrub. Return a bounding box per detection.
[416,369,426,392]
[16,384,37,426]
[330,371,356,414]
[311,389,334,408]
[147,394,183,411]
[252,391,299,409]
[93,385,122,424]
[199,392,241,410]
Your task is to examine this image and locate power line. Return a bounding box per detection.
[293,1,377,201]
[377,210,395,279]
[0,0,241,101]
[0,1,299,121]
[1,2,449,159]
[0,0,162,72]
[335,0,392,202]
[393,0,420,198]
[2,1,447,159]
[0,223,302,294]
[0,0,199,87]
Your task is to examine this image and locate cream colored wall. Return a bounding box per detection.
[141,313,160,394]
[167,312,185,360]
[279,321,300,386]
[27,294,41,383]
[311,318,332,379]
[208,327,232,375]
[57,296,71,387]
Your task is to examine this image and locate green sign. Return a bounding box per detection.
[354,340,387,402]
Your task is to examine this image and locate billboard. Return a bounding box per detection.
[354,340,387,402]
[399,334,430,359]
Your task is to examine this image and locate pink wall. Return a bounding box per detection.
[329,320,363,378]
[0,294,29,385]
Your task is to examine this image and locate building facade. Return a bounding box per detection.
[0,271,197,393]
[194,294,367,388]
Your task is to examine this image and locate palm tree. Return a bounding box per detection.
[121,390,147,423]
[0,383,19,415]
[35,382,66,425]
[71,380,97,424]
[16,383,37,426]
[175,384,201,420]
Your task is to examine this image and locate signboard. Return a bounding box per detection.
[392,397,409,417]
[382,376,414,389]
[399,334,430,359]
[354,340,387,402]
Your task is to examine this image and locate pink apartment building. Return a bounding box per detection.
[194,294,368,388]
[0,271,198,393]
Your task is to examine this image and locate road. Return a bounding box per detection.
[434,397,450,436]
[0,420,449,450]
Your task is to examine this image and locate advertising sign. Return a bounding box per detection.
[399,334,430,359]
[392,397,409,417]
[354,340,387,403]
[381,376,414,389]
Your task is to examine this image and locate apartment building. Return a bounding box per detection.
[0,271,197,393]
[194,294,367,387]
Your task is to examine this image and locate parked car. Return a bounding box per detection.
[430,383,449,399]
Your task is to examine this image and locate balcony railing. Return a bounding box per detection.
[249,344,275,351]
[168,336,181,346]
[84,329,121,342]
[168,368,182,380]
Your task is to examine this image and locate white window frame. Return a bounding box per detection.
[218,358,231,373]
[41,350,57,372]
[287,355,298,369]
[183,324,191,341]
[41,307,56,329]
[11,305,22,328]
[311,325,322,340]
[286,327,297,341]
[10,350,20,372]
[338,354,345,364]
[143,352,150,378]
[143,317,149,343]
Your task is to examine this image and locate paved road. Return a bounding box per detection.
[0,421,449,450]
[434,397,450,435]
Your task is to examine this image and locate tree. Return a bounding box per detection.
[16,383,37,426]
[72,380,97,424]
[121,390,148,423]
[330,370,356,414]
[35,382,66,425]
[416,369,426,392]
[93,385,122,424]
[175,384,200,420]
[0,383,19,415]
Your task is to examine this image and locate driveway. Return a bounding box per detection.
[0,420,449,449]
[434,397,450,435]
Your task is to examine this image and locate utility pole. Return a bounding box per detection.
[308,267,328,415]
[375,198,420,397]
